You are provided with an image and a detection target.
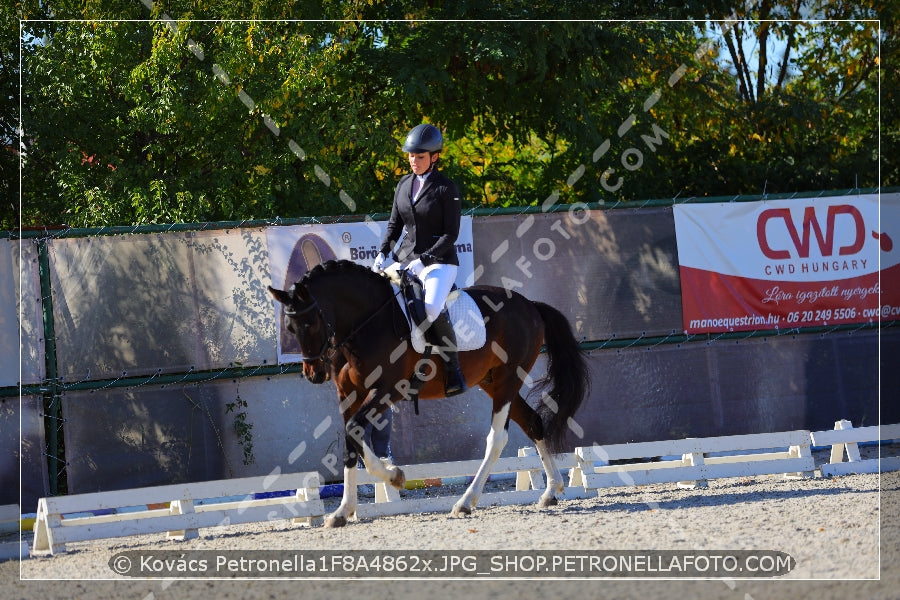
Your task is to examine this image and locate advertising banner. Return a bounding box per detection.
[266,217,474,362]
[673,194,899,334]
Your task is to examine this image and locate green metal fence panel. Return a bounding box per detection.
[4,187,897,501]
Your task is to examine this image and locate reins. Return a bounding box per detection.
[289,283,402,364]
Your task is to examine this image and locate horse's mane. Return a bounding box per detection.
[298,259,392,291]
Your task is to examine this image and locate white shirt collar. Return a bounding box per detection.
[411,171,431,203]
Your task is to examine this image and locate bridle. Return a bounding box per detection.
[283,298,333,363]
[284,284,403,365]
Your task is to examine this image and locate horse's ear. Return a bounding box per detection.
[268,286,292,306]
[292,283,313,303]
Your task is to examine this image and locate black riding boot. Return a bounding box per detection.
[425,310,467,396]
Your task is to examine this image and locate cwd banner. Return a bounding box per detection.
[266,217,474,363]
[673,194,900,334]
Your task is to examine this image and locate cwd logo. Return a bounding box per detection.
[873,230,894,252]
[756,205,865,260]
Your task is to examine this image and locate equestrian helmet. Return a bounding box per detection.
[402,124,443,153]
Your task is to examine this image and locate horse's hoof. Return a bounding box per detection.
[450,504,471,518]
[538,496,558,508]
[324,515,348,528]
[390,467,406,490]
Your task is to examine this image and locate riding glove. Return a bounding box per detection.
[372,252,394,273]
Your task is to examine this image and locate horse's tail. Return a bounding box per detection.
[532,301,591,453]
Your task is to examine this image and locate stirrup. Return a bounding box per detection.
[444,367,467,396]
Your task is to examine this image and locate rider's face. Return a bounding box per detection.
[408,151,436,175]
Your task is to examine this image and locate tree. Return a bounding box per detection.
[8,0,893,231]
[18,5,693,225]
[645,1,887,199]
[0,2,32,229]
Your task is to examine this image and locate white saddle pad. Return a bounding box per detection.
[391,284,487,354]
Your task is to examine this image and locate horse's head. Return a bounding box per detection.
[268,283,331,384]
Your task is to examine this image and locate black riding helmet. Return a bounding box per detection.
[402,123,443,153]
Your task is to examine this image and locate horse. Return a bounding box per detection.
[268,259,590,528]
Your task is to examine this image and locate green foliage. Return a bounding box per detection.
[668,4,886,198]
[225,391,254,466]
[6,1,892,231]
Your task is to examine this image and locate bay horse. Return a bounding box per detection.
[268,259,589,528]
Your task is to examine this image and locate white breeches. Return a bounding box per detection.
[420,263,458,322]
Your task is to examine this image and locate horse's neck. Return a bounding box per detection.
[315,275,389,331]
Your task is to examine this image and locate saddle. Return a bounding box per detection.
[390,268,486,353]
[388,267,487,412]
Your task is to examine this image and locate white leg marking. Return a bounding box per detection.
[328,464,358,526]
[360,441,392,480]
[360,439,404,489]
[535,438,564,507]
[327,419,405,527]
[452,402,510,516]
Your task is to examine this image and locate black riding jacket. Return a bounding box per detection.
[379,169,462,266]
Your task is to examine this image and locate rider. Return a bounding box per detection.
[372,123,467,396]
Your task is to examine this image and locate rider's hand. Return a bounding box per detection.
[372,252,387,273]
